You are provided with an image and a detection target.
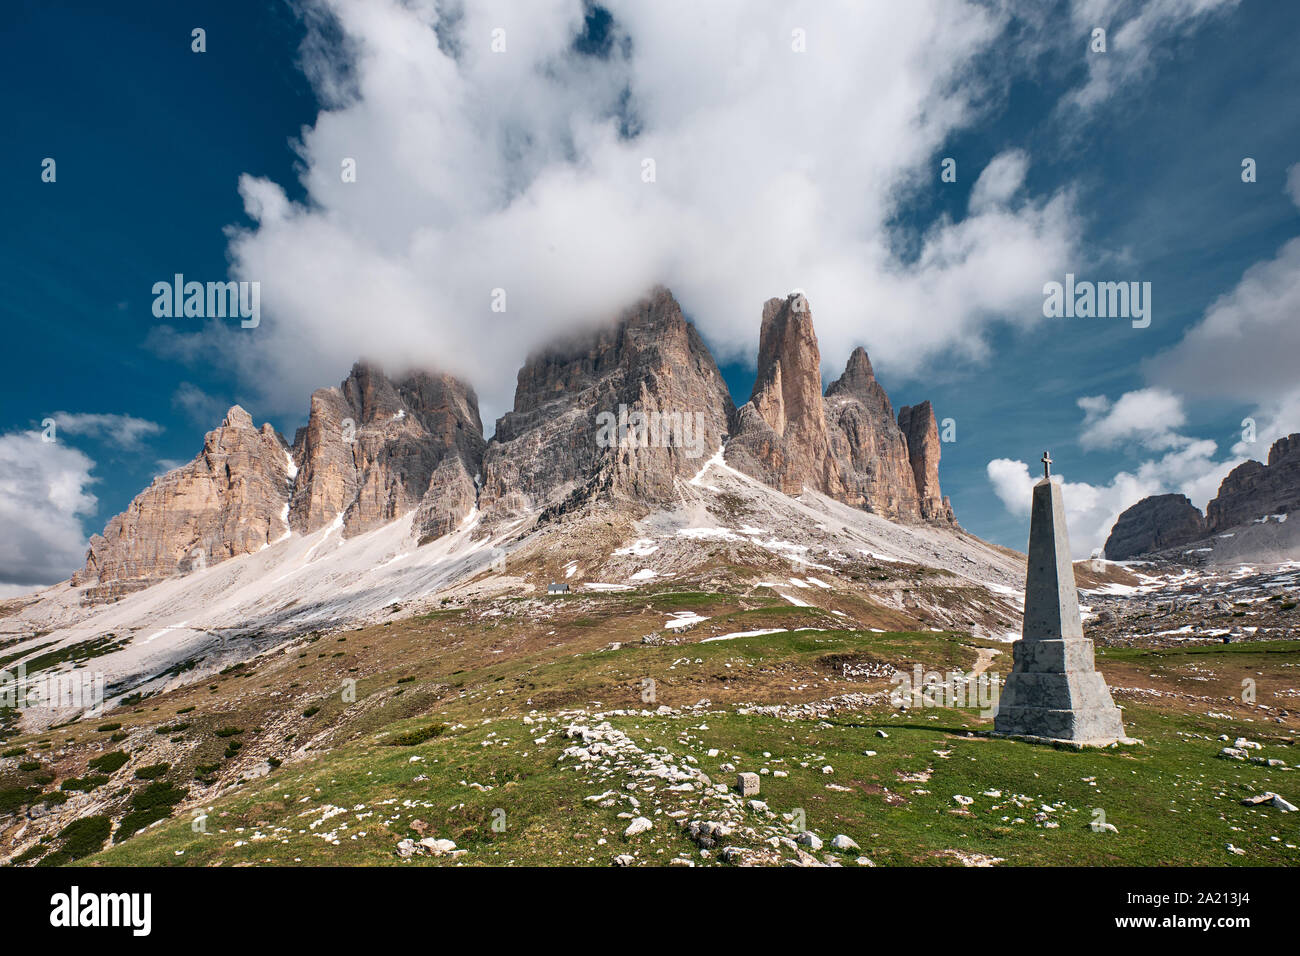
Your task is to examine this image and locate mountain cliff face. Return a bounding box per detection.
[74,407,295,593]
[824,348,921,519]
[897,401,955,523]
[76,366,485,591]
[74,287,956,596]
[1207,434,1300,532]
[725,293,954,523]
[288,363,485,539]
[1103,493,1207,560]
[1102,433,1300,559]
[479,286,734,521]
[725,294,846,499]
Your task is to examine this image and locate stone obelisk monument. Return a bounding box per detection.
[993,452,1128,746]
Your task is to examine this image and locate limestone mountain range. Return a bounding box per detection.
[74,288,955,597]
[1103,433,1300,561]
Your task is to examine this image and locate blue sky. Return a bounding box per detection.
[3,0,1300,593]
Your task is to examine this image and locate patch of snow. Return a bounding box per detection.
[857,549,905,563]
[677,527,740,542]
[142,620,189,646]
[1083,582,1139,596]
[699,628,786,643]
[272,503,293,544]
[614,539,659,557]
[665,613,707,630]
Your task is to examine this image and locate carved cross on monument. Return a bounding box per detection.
[1041,450,1053,478]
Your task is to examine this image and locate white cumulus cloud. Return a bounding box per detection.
[154,0,1096,423]
[1063,0,1242,113]
[1286,161,1300,210]
[1077,387,1188,451]
[48,412,163,451]
[0,431,98,593]
[1147,236,1300,456]
[969,149,1030,213]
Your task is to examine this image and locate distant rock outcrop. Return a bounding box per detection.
[1207,434,1300,532]
[1103,493,1207,560]
[75,407,295,590]
[1101,433,1300,560]
[479,286,735,520]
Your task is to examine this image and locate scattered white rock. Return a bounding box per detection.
[624,817,653,838]
[1243,792,1297,812]
[796,831,823,850]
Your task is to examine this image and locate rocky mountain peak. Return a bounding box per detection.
[222,405,256,429]
[896,401,955,523]
[725,295,953,524]
[726,294,845,498]
[1103,493,1207,560]
[73,286,958,600]
[75,409,294,594]
[77,362,485,594]
[1103,433,1300,560]
[751,294,826,438]
[826,346,878,400]
[1207,432,1300,532]
[823,346,921,520]
[1268,433,1300,467]
[289,361,485,540]
[480,287,734,520]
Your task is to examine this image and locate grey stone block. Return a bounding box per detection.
[1011,638,1097,673]
[736,772,760,797]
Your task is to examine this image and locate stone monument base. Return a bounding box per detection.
[993,637,1129,747]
